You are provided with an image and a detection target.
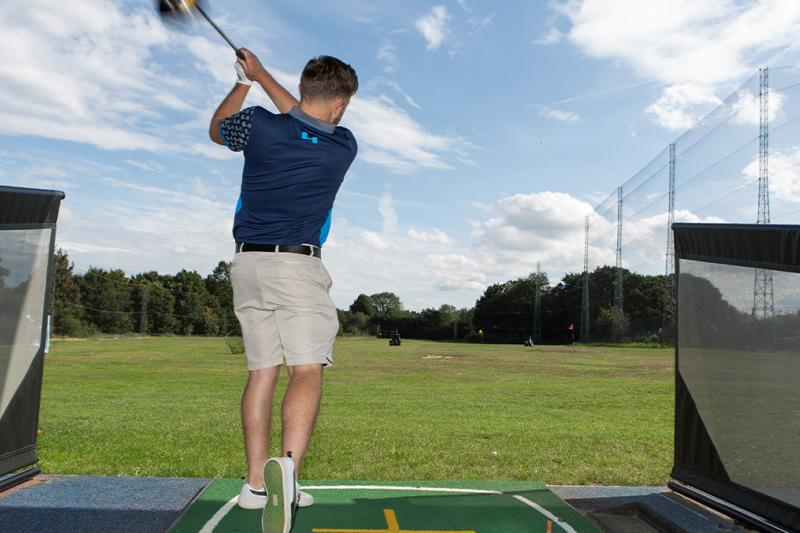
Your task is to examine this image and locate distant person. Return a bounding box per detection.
[209,49,358,532]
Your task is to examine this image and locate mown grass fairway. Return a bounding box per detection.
[38,337,673,485]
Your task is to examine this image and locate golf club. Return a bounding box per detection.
[157,0,245,59]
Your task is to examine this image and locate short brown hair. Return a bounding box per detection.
[299,56,359,101]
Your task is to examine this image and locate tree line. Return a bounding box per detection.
[52,250,236,337]
[48,250,672,343]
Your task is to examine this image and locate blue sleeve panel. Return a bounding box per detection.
[319,209,333,245]
[232,107,357,247]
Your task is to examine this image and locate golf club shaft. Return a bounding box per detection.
[194,4,245,59]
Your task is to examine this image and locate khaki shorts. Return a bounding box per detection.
[230,250,339,370]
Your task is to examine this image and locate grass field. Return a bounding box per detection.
[38,337,674,485]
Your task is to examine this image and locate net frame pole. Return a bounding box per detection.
[753,67,774,319]
[580,215,590,343]
[614,187,624,340]
[662,143,677,345]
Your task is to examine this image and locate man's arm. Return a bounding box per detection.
[209,83,250,145]
[238,48,299,114]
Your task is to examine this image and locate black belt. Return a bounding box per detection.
[236,242,321,258]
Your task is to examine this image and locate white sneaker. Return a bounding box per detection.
[262,457,297,533]
[297,484,314,508]
[237,482,267,509]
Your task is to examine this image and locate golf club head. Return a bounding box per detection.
[156,0,244,59]
[157,0,205,24]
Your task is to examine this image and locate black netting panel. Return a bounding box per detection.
[0,228,52,475]
[678,259,800,509]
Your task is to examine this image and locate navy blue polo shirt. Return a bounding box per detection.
[219,106,357,247]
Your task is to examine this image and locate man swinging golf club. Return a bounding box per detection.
[209,48,358,532]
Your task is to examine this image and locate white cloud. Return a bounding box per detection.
[408,228,451,244]
[618,208,725,272]
[324,217,485,308]
[415,5,451,50]
[645,83,721,130]
[359,230,392,250]
[743,147,800,203]
[378,191,399,234]
[0,2,470,176]
[541,107,580,124]
[326,192,624,306]
[125,159,165,173]
[730,88,786,125]
[101,177,230,211]
[533,27,563,46]
[346,94,466,173]
[555,0,800,129]
[468,13,496,35]
[474,192,594,249]
[57,241,134,254]
[54,172,238,277]
[427,254,486,291]
[469,191,600,283]
[0,1,181,151]
[373,79,421,110]
[377,41,398,64]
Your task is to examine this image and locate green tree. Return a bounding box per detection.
[349,294,375,316]
[168,270,220,335]
[51,249,88,336]
[473,271,549,342]
[369,292,402,317]
[336,309,371,335]
[77,268,134,333]
[206,261,236,334]
[438,304,457,325]
[595,306,630,342]
[131,273,176,335]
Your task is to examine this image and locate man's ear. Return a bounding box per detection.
[331,97,350,124]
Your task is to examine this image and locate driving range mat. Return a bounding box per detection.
[170,480,599,532]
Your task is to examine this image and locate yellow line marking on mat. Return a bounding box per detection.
[198,495,238,533]
[312,508,477,533]
[513,495,578,533]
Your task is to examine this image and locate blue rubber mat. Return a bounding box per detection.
[0,475,209,533]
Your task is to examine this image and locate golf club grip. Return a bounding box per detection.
[236,49,245,60]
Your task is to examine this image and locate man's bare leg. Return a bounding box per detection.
[281,364,323,477]
[242,366,281,488]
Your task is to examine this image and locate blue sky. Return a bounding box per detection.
[3,1,800,310]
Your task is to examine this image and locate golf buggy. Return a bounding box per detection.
[389,331,401,346]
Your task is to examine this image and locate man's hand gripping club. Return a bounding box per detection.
[209,48,300,145]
